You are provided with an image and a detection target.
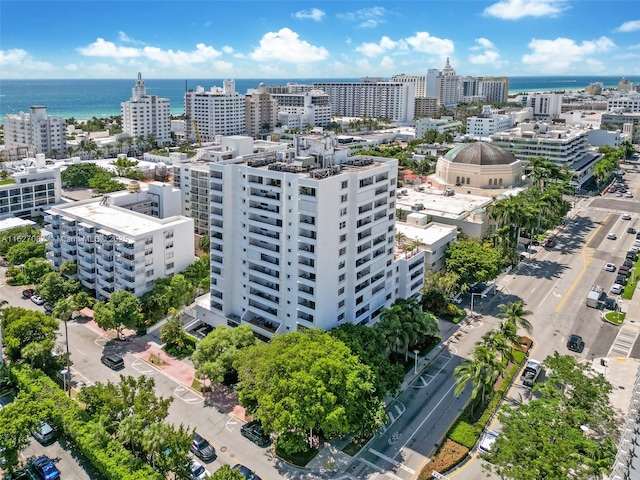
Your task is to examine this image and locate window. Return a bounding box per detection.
[166,262,174,270]
[340,194,348,202]
[146,269,154,277]
[339,247,346,256]
[165,251,174,260]
[338,273,345,282]
[338,261,345,269]
[338,299,345,308]
[489,179,492,186]
[339,221,346,229]
[340,234,346,242]
[467,177,470,184]
[338,286,345,295]
[165,242,173,249]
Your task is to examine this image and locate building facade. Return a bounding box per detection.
[608,93,640,113]
[0,159,62,218]
[272,90,332,129]
[466,105,515,137]
[3,106,67,161]
[121,73,171,146]
[44,191,194,300]
[185,80,246,142]
[199,154,421,340]
[245,84,279,138]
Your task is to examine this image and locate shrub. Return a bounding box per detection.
[448,420,478,449]
[418,439,468,479]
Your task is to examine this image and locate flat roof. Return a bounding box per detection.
[56,202,186,237]
[396,222,457,246]
[397,186,492,219]
[0,216,36,232]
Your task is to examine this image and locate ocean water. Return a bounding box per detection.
[1,76,638,122]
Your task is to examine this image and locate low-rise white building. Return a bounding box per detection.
[466,106,515,138]
[396,217,458,272]
[415,118,462,139]
[44,184,194,299]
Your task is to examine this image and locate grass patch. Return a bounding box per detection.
[621,258,640,300]
[342,435,372,456]
[0,179,15,185]
[604,311,626,325]
[191,379,203,393]
[275,444,319,467]
[148,353,168,366]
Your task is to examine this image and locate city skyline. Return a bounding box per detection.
[1,0,639,80]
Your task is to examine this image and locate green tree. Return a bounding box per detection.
[59,259,78,277]
[197,235,210,251]
[88,171,126,193]
[111,157,140,177]
[454,344,503,407]
[192,324,256,385]
[160,309,189,355]
[486,353,618,480]
[61,162,108,187]
[22,257,54,284]
[235,329,386,454]
[168,274,195,309]
[0,225,41,255]
[5,241,46,265]
[94,290,143,339]
[69,291,94,310]
[1,307,59,361]
[211,464,245,480]
[496,300,533,334]
[445,240,504,287]
[36,272,80,305]
[0,394,42,473]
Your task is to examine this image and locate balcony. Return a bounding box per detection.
[243,314,279,334]
[249,239,279,254]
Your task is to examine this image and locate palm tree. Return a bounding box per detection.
[454,348,501,407]
[117,414,143,453]
[377,305,404,354]
[142,422,167,469]
[481,323,517,364]
[496,300,533,334]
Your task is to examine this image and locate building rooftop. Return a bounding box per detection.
[396,222,457,246]
[54,201,187,238]
[397,186,493,220]
[0,216,36,232]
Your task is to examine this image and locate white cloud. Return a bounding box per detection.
[484,0,568,20]
[629,43,640,50]
[0,48,56,74]
[405,32,454,56]
[469,50,501,64]
[118,31,145,45]
[355,36,406,57]
[249,28,328,62]
[337,7,388,28]
[522,36,615,72]
[77,38,140,58]
[615,20,640,32]
[471,38,495,50]
[293,8,325,21]
[222,46,234,54]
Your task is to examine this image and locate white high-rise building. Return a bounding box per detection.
[437,58,461,107]
[200,154,424,339]
[391,74,428,97]
[608,93,640,113]
[185,80,246,142]
[466,106,514,137]
[3,106,67,161]
[312,79,415,123]
[479,77,510,104]
[44,184,194,300]
[271,90,331,129]
[521,93,563,119]
[121,73,171,146]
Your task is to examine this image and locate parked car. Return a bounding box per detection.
[611,284,624,295]
[604,297,617,310]
[624,259,634,268]
[616,275,628,285]
[567,334,585,352]
[189,459,209,480]
[31,456,60,480]
[241,420,271,447]
[626,192,633,198]
[33,421,57,445]
[191,432,216,462]
[31,295,45,305]
[543,236,555,248]
[100,354,125,370]
[231,464,262,480]
[22,288,34,298]
[478,430,500,454]
[604,263,616,272]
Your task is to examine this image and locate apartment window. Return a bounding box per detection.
[145,248,153,255]
[339,221,346,229]
[338,261,345,269]
[338,273,345,282]
[338,299,345,308]
[166,252,174,260]
[341,181,348,189]
[340,207,347,216]
[339,247,346,256]
[338,312,345,321]
[339,234,346,243]
[146,269,154,277]
[166,241,173,249]
[164,230,174,239]
[338,286,345,295]
[145,257,153,266]
[340,194,348,202]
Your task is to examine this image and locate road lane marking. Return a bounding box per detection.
[225,417,238,431]
[369,448,415,474]
[379,403,406,435]
[359,458,384,473]
[538,273,564,308]
[75,348,86,356]
[555,213,610,313]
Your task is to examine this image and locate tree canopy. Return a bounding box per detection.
[235,329,386,454]
[93,290,144,338]
[35,272,80,305]
[1,306,59,361]
[486,353,619,480]
[5,241,46,265]
[0,225,41,256]
[445,240,504,287]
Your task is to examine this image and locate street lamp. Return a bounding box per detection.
[471,293,485,317]
[414,349,420,374]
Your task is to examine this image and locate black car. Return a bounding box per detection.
[191,432,216,461]
[616,274,628,285]
[567,334,584,352]
[240,420,270,447]
[101,354,125,370]
[629,227,637,234]
[624,259,634,268]
[604,297,617,310]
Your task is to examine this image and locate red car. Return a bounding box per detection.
[22,288,35,298]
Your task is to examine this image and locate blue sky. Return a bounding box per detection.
[1,0,639,79]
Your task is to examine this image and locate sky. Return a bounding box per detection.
[1,0,639,79]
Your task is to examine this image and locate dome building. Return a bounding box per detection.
[432,142,524,196]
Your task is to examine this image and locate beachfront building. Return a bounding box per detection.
[3,106,67,161]
[185,80,246,143]
[44,184,193,299]
[195,154,423,340]
[245,84,279,138]
[312,78,415,124]
[391,74,428,97]
[120,73,171,147]
[0,155,62,218]
[271,89,331,130]
[427,58,461,107]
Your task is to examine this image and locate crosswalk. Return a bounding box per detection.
[608,325,640,357]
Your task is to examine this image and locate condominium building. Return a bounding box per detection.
[414,97,439,118]
[391,74,428,97]
[478,77,509,103]
[121,73,171,146]
[490,122,600,188]
[185,80,246,142]
[271,90,331,129]
[415,118,462,138]
[466,105,514,138]
[198,154,423,339]
[245,84,279,138]
[601,112,640,142]
[521,93,563,119]
[0,157,62,218]
[433,58,460,107]
[312,78,415,123]
[44,185,194,299]
[608,93,640,113]
[3,106,67,161]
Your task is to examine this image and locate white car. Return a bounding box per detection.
[31,295,45,305]
[604,263,617,272]
[478,430,499,454]
[634,240,640,247]
[611,284,624,295]
[189,459,209,480]
[626,192,633,198]
[623,213,632,220]
[606,233,617,240]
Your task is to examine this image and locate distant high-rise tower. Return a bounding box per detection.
[3,106,67,161]
[436,58,461,107]
[121,73,171,146]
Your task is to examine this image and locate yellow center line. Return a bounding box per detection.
[555,214,610,313]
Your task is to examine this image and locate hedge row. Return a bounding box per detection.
[11,365,163,480]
